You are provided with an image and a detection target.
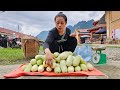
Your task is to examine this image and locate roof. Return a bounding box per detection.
[93,20,100,26]
[80,35,90,38]
[87,24,106,31]
[0,27,34,38]
[98,14,106,24]
[93,14,106,26]
[77,29,89,33]
[95,27,106,34]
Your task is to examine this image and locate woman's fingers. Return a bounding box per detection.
[45,60,52,66]
[70,33,76,37]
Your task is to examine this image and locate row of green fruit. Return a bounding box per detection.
[21,51,94,73]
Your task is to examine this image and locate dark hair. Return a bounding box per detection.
[54,12,67,23]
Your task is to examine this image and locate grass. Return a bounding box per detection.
[0,48,25,65]
[40,46,44,51]
[77,44,120,48]
[0,44,120,65]
[0,48,25,61]
[0,46,44,65]
[106,46,120,48]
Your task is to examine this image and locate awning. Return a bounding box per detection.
[81,35,90,38]
[95,28,106,34]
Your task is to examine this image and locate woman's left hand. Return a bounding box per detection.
[70,30,77,37]
[70,33,76,37]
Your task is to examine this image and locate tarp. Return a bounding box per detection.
[3,64,106,78]
[95,28,106,34]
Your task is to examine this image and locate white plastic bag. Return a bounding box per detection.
[74,44,93,62]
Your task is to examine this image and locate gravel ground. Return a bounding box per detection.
[0,47,120,79]
[102,48,120,61]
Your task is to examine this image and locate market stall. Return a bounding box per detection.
[4,51,107,79]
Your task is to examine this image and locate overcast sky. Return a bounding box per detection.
[0,11,105,36]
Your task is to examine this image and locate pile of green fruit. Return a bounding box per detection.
[21,51,94,73]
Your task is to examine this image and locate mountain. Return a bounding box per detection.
[36,31,49,41]
[67,19,94,33]
[67,25,75,33]
[36,19,94,41]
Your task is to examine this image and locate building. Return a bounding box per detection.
[0,27,35,48]
[75,29,90,44]
[87,14,106,43]
[105,11,120,43]
[0,27,34,39]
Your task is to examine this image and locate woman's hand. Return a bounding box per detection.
[44,48,55,67]
[45,53,55,67]
[70,30,77,37]
[70,33,76,37]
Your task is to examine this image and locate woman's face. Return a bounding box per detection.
[55,16,66,32]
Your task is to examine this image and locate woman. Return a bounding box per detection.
[43,12,77,66]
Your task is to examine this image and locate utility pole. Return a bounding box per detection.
[18,25,19,33]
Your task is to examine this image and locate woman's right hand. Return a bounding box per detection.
[45,53,54,67]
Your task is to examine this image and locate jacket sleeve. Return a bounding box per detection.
[43,31,54,50]
[66,27,71,38]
